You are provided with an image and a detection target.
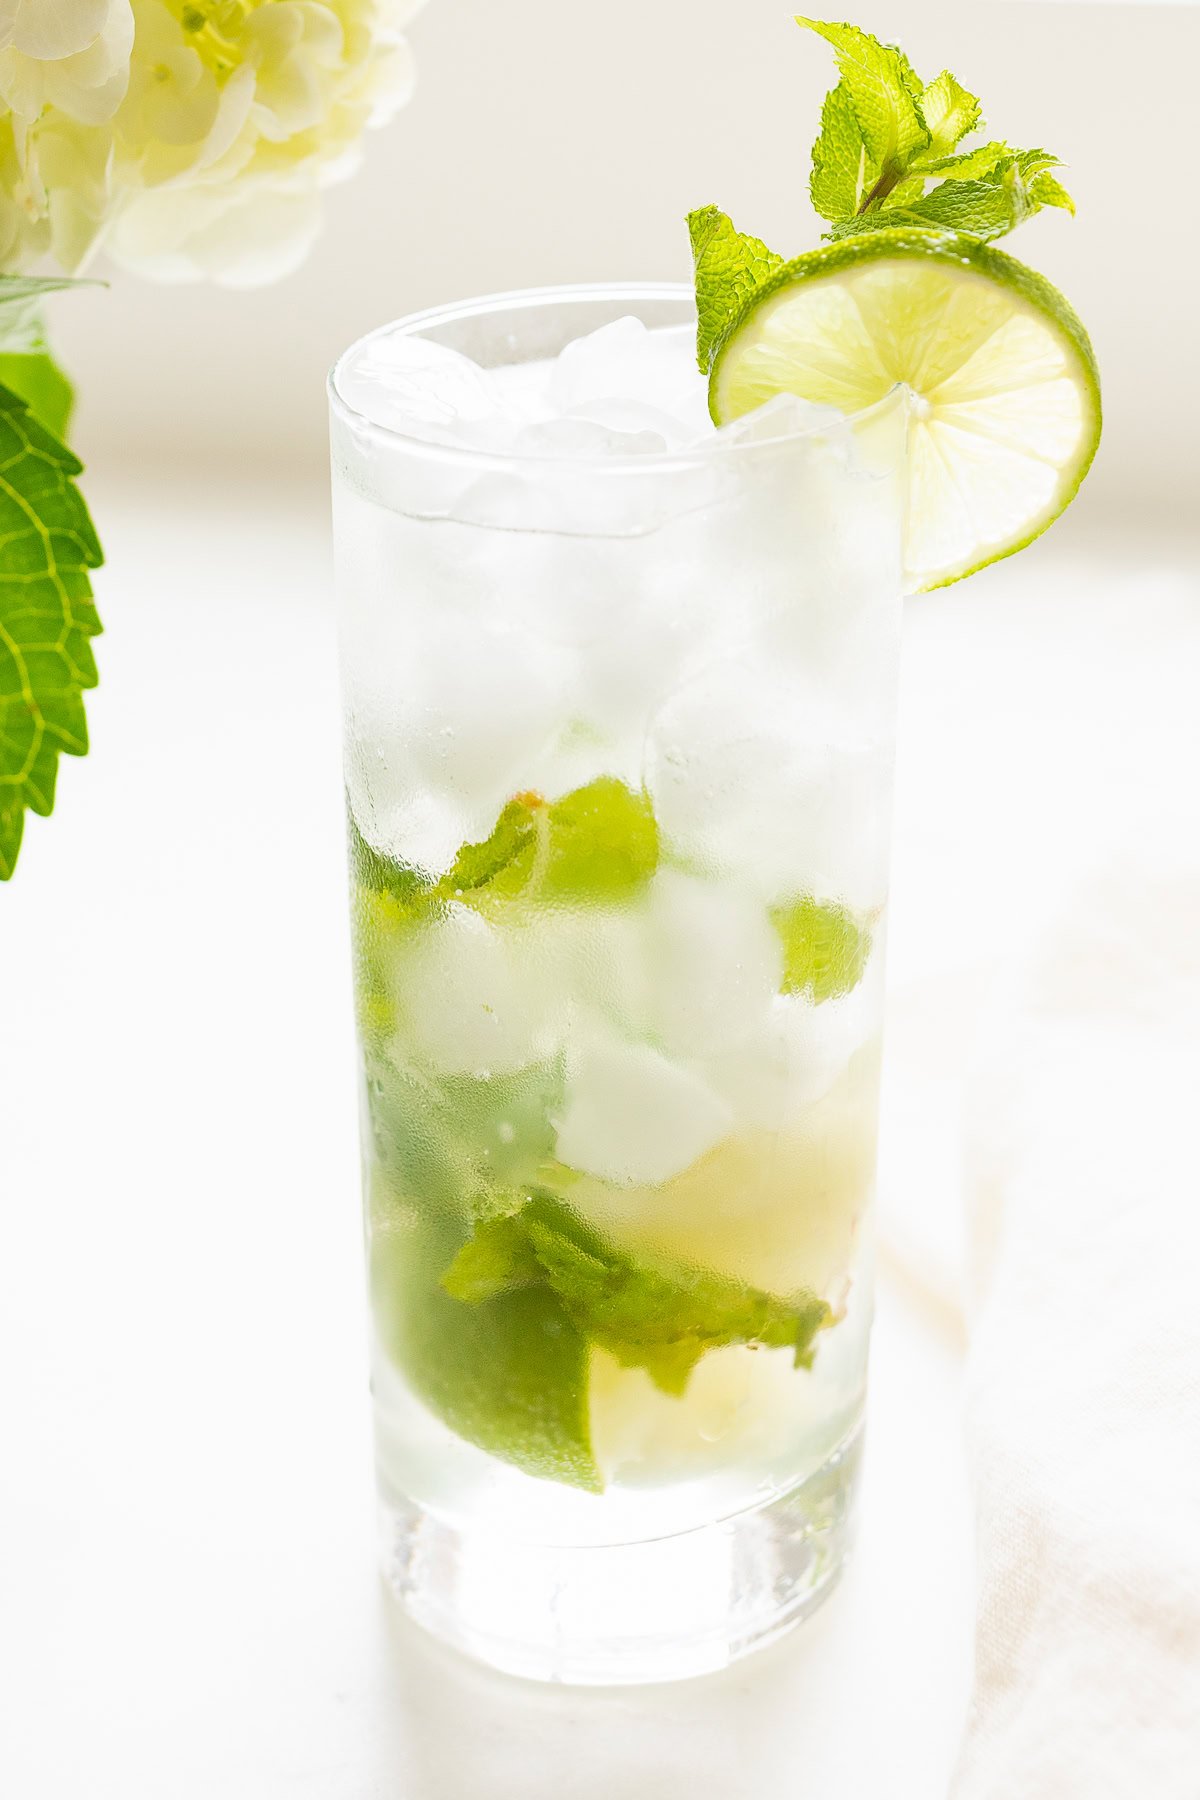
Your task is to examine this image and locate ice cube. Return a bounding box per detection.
[565,397,699,452]
[389,906,559,1078]
[699,953,885,1131]
[553,1023,732,1187]
[512,418,668,458]
[338,332,505,437]
[713,390,846,445]
[642,868,782,1058]
[548,317,712,437]
[644,657,894,907]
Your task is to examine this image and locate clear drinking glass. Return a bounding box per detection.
[329,284,904,1684]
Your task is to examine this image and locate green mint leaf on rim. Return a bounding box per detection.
[918,70,982,161]
[827,150,1073,242]
[809,81,875,222]
[772,896,872,1003]
[0,379,102,880]
[687,206,785,374]
[796,17,928,205]
[922,140,1010,182]
[443,1189,831,1399]
[788,20,1073,246]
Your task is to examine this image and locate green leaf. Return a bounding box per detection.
[771,896,872,1002]
[535,777,659,902]
[918,70,982,160]
[783,20,1076,253]
[795,18,928,181]
[827,159,1060,243]
[810,80,876,223]
[1028,169,1075,216]
[444,1189,832,1398]
[687,205,785,373]
[444,794,538,895]
[445,776,660,908]
[0,383,102,880]
[0,353,74,440]
[921,139,1010,181]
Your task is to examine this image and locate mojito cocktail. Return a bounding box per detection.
[329,17,1100,1684]
[331,289,902,1680]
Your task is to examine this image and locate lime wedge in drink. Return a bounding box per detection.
[708,228,1101,591]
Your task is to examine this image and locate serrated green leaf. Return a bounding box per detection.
[444,1189,831,1398]
[796,18,928,181]
[0,382,102,880]
[1028,170,1075,215]
[810,79,876,222]
[919,70,982,160]
[687,205,785,373]
[771,896,872,1002]
[922,139,1010,181]
[0,353,74,440]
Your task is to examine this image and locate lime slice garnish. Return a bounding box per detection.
[709,228,1101,591]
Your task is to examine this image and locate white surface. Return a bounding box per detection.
[5,477,1191,1795]
[0,474,976,1798]
[955,841,1200,1794]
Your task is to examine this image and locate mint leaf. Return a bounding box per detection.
[772,896,872,1002]
[782,20,1076,253]
[444,1190,831,1398]
[922,140,1010,182]
[445,776,660,908]
[918,70,982,161]
[536,777,659,901]
[1027,169,1075,216]
[445,794,537,895]
[796,18,928,189]
[0,382,102,880]
[687,205,785,373]
[440,1209,543,1301]
[828,147,1073,243]
[810,80,875,222]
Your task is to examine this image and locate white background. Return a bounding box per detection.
[4,2,1198,1795]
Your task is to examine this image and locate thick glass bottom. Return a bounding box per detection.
[378,1427,862,1685]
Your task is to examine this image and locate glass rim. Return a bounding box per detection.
[327,280,900,478]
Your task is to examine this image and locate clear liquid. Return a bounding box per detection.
[333,309,902,1570]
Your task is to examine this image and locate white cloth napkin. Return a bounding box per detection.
[874,546,1200,1791]
[949,844,1200,1794]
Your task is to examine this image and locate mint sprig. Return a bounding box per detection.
[688,20,1076,373]
[443,1187,831,1398]
[798,18,1074,241]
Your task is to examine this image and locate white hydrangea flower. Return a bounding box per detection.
[0,0,422,282]
[0,1,134,126]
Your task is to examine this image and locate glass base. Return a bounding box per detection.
[378,1429,862,1685]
